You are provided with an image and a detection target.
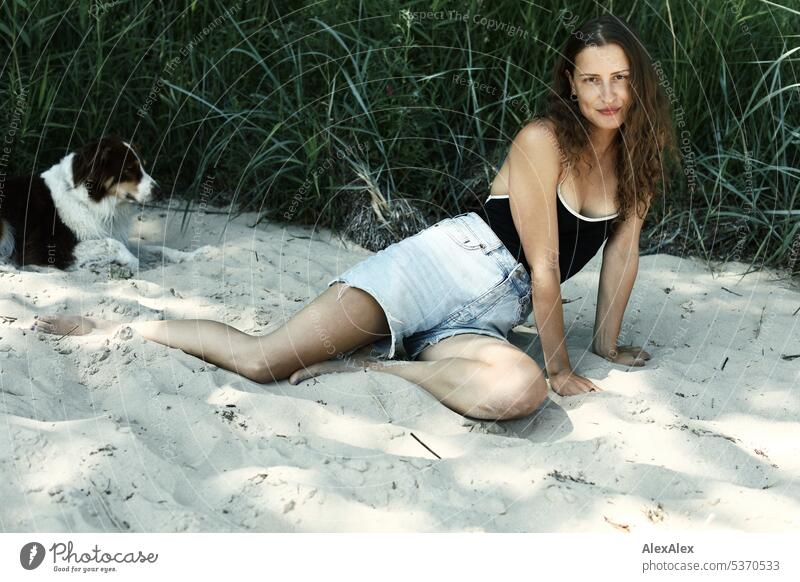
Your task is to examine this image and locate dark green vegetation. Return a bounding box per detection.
[1,1,797,274]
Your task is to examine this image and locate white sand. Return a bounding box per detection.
[1,205,798,532]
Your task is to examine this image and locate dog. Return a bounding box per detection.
[0,136,159,272]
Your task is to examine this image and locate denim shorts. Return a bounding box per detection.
[326,211,532,360]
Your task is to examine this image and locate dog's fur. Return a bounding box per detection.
[0,136,156,271]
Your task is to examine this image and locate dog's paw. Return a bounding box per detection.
[21,264,58,274]
[116,253,140,271]
[157,247,193,263]
[108,263,135,279]
[141,244,218,263]
[190,245,219,259]
[73,238,139,276]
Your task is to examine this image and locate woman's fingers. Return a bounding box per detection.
[619,353,646,367]
[581,377,601,392]
[621,345,651,360]
[549,372,602,396]
[570,376,601,394]
[607,346,652,366]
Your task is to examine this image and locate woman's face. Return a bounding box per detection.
[567,43,631,129]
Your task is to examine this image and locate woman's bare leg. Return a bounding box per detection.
[34,283,391,384]
[33,288,547,420]
[287,333,548,420]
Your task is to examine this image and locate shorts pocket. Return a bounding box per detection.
[439,274,515,326]
[515,293,532,326]
[441,215,503,254]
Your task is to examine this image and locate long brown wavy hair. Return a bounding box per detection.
[543,14,679,224]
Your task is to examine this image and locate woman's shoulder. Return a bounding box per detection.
[512,117,566,177]
[513,118,561,153]
[517,117,558,138]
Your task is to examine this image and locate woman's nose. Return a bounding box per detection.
[600,81,618,102]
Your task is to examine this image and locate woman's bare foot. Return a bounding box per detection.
[287,345,388,385]
[32,314,119,337]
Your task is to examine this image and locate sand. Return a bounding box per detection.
[1,204,798,532]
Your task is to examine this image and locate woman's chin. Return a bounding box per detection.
[591,114,625,129]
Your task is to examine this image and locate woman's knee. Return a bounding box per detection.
[475,362,548,420]
[238,350,274,384]
[236,336,284,384]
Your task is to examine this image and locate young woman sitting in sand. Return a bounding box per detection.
[35,15,676,421]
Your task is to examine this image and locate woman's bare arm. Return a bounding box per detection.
[594,246,638,353]
[593,199,652,366]
[505,122,571,374]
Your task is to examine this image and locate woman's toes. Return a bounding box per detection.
[34,321,55,333]
[288,368,315,385]
[31,318,53,332]
[287,358,369,385]
[29,315,92,336]
[35,314,61,328]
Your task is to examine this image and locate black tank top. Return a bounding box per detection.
[481,181,619,283]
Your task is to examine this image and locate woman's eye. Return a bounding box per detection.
[583,75,628,83]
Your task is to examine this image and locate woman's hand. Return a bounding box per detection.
[592,343,652,367]
[547,369,602,396]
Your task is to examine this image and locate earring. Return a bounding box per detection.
[570,92,578,102]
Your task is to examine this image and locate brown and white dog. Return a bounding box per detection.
[0,136,158,271]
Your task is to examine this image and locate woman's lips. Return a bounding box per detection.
[598,107,621,116]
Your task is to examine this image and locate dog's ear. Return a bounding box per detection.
[71,140,99,186]
[72,139,112,199]
[96,136,119,163]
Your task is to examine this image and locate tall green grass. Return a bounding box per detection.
[0,0,797,275]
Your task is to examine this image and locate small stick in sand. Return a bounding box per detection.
[793,305,800,316]
[1,315,17,323]
[721,356,729,370]
[721,286,742,297]
[603,515,630,532]
[56,324,81,341]
[753,306,766,339]
[410,432,441,460]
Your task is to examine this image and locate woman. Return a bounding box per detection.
[35,15,677,421]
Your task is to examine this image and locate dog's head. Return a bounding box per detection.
[71,136,157,204]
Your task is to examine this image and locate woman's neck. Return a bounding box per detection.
[579,128,619,169]
[591,126,619,156]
